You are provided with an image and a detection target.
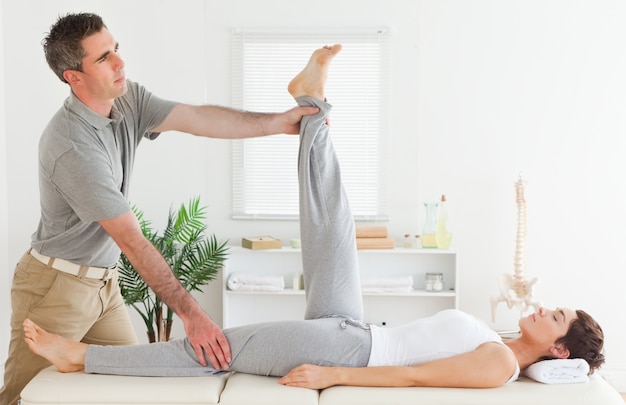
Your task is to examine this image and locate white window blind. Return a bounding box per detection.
[231,29,390,220]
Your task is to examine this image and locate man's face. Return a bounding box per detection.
[73,28,127,101]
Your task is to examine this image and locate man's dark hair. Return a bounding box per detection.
[42,12,106,83]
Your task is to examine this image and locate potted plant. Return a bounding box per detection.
[117,196,229,342]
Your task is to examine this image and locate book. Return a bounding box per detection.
[241,236,282,250]
[355,226,388,238]
[356,237,395,250]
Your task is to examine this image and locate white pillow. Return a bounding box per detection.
[523,358,590,384]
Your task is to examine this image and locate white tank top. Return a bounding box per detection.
[367,309,520,382]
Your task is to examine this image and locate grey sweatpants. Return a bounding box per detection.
[85,97,372,377]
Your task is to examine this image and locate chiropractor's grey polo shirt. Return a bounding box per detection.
[31,80,176,267]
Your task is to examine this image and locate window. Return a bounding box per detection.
[231,29,390,221]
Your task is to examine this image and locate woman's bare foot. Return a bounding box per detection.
[288,44,342,101]
[23,318,87,373]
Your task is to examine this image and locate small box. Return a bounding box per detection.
[241,236,282,250]
[356,237,395,249]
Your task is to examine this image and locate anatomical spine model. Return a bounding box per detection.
[491,176,541,322]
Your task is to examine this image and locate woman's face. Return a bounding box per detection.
[519,307,577,346]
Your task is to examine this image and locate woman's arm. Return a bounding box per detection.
[278,342,517,389]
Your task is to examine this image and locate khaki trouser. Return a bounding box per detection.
[0,251,138,405]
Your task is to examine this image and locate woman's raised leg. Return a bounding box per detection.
[289,45,364,322]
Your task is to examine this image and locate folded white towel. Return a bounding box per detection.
[362,286,413,293]
[523,358,590,384]
[227,273,285,292]
[361,276,413,293]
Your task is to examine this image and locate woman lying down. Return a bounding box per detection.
[24,44,605,390]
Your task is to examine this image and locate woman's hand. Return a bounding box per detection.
[279,364,338,389]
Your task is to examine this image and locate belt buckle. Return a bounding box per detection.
[101,264,117,280]
[100,268,111,280]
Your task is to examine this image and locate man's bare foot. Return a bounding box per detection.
[23,318,87,373]
[288,44,342,101]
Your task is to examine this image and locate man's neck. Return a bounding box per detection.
[72,89,115,118]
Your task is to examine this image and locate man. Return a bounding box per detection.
[0,12,318,405]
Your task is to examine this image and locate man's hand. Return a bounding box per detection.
[278,364,337,389]
[183,309,231,370]
[279,105,320,135]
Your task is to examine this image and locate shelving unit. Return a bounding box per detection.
[222,246,458,328]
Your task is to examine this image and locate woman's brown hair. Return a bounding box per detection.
[556,310,605,373]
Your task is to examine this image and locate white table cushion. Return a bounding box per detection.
[318,374,623,405]
[218,373,319,405]
[20,366,229,405]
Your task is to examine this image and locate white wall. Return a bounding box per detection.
[0,0,9,378]
[2,0,626,389]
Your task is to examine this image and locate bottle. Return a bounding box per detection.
[435,194,453,249]
[421,202,438,248]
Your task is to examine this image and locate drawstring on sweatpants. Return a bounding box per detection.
[326,315,370,330]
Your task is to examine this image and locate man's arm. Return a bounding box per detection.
[99,210,231,370]
[279,342,517,389]
[152,103,320,139]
